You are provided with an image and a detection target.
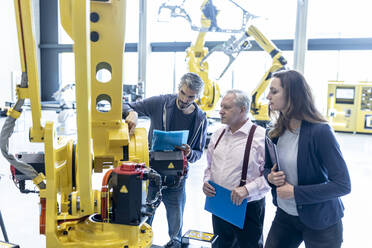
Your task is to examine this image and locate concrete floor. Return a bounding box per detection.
[0,112,371,247]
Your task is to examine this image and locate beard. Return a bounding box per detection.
[177,98,192,109]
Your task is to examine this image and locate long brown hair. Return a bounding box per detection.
[269,70,327,138]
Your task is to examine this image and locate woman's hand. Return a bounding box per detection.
[277,182,294,199]
[268,163,286,187]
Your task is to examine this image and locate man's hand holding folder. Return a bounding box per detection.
[204,181,248,229]
[202,181,216,197]
[203,181,248,206]
[231,186,248,206]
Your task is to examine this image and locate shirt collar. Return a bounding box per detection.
[226,119,253,135]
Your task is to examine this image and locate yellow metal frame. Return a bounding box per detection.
[246,25,287,123]
[187,17,286,122]
[14,0,44,142]
[187,0,220,115]
[13,0,152,247]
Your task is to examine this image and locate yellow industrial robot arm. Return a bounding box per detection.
[201,24,287,124]
[0,0,45,191]
[13,0,44,142]
[186,0,220,114]
[4,1,160,247]
[246,25,287,123]
[158,0,256,114]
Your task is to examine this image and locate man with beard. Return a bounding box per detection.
[123,72,207,248]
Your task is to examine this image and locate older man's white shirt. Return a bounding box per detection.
[204,120,270,202]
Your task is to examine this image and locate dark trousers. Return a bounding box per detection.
[212,198,265,248]
[265,208,343,248]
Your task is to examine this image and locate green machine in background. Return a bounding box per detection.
[327,81,372,133]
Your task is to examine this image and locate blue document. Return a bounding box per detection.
[204,181,247,229]
[151,130,189,151]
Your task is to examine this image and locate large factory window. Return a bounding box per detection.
[60,53,75,88]
[308,0,372,38]
[146,52,175,97]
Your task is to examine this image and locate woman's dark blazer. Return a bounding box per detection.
[264,120,351,230]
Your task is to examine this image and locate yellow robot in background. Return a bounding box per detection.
[247,25,288,125]
[158,0,255,115]
[186,0,220,114]
[159,0,287,124]
[201,25,288,126]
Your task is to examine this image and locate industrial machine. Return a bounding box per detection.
[158,0,287,125]
[201,25,288,126]
[0,0,186,247]
[158,0,256,115]
[327,81,372,133]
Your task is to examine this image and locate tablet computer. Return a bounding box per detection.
[266,136,281,171]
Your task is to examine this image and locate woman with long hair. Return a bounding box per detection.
[264,70,351,248]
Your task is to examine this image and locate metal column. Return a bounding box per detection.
[40,0,59,101]
[138,0,149,97]
[293,0,309,73]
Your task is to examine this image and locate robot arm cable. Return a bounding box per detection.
[0,72,45,189]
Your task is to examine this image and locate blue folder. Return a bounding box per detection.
[204,181,247,229]
[151,130,189,151]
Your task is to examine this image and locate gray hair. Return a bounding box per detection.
[178,72,204,96]
[226,89,251,114]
